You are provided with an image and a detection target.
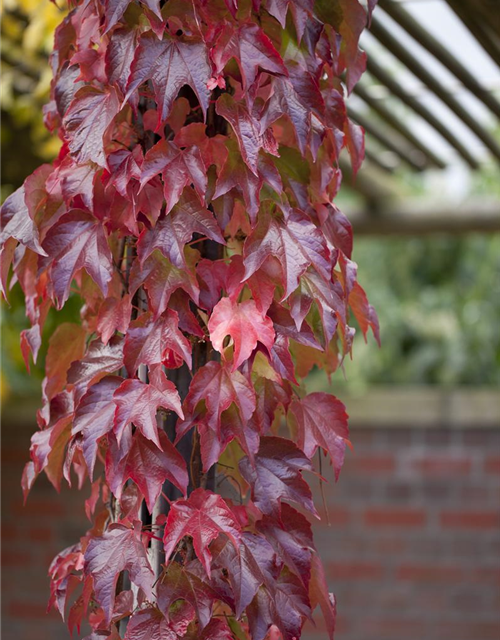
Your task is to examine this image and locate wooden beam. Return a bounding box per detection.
[366,55,480,168]
[378,0,500,120]
[349,199,500,235]
[445,0,500,68]
[354,82,447,169]
[369,15,500,164]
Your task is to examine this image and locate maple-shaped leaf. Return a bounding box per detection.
[265,0,314,41]
[213,140,282,225]
[84,522,154,624]
[63,86,120,167]
[212,532,279,617]
[212,23,287,98]
[243,210,331,300]
[72,376,123,477]
[257,503,314,587]
[246,567,312,640]
[178,361,256,433]
[163,488,241,576]
[216,94,278,175]
[123,311,192,375]
[140,140,207,213]
[239,436,317,517]
[309,554,336,640]
[96,295,132,345]
[137,190,224,269]
[43,323,87,401]
[42,210,114,309]
[113,371,183,447]
[67,336,124,401]
[289,392,349,479]
[0,185,47,256]
[316,203,353,259]
[208,298,275,371]
[196,619,233,640]
[344,117,365,176]
[293,270,346,344]
[123,431,189,512]
[158,562,219,630]
[349,280,380,345]
[104,0,161,34]
[268,302,322,350]
[129,251,200,320]
[263,64,324,157]
[125,32,211,126]
[105,28,138,95]
[124,604,195,640]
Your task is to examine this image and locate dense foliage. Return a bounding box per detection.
[0,1,379,638]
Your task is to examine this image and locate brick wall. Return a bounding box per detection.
[2,412,500,640]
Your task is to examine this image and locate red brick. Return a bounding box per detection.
[364,507,427,527]
[470,567,500,584]
[328,561,384,580]
[397,564,463,582]
[27,527,53,543]
[8,601,51,619]
[440,510,500,530]
[346,454,396,474]
[316,506,351,527]
[1,550,31,567]
[435,621,500,640]
[485,456,500,474]
[12,499,65,518]
[411,455,472,476]
[1,523,17,541]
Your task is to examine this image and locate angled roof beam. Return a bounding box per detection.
[369,15,500,164]
[364,55,479,168]
[354,82,447,169]
[364,146,396,173]
[378,0,500,120]
[445,0,500,68]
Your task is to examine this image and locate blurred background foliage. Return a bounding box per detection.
[1,0,499,405]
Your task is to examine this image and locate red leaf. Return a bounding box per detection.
[289,392,349,479]
[239,436,317,517]
[208,297,275,371]
[243,210,331,299]
[104,0,162,34]
[129,251,200,319]
[63,86,120,167]
[67,336,124,401]
[125,32,211,125]
[349,280,380,345]
[124,606,190,640]
[105,28,138,95]
[257,503,314,587]
[113,371,183,447]
[212,23,287,98]
[309,554,336,640]
[157,562,219,630]
[43,323,87,401]
[0,185,47,256]
[140,140,207,213]
[96,295,132,345]
[344,117,365,177]
[163,488,241,576]
[137,190,224,269]
[84,523,154,624]
[72,375,123,477]
[42,211,114,309]
[178,361,256,433]
[216,93,277,175]
[212,532,278,617]
[124,431,189,511]
[123,311,192,375]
